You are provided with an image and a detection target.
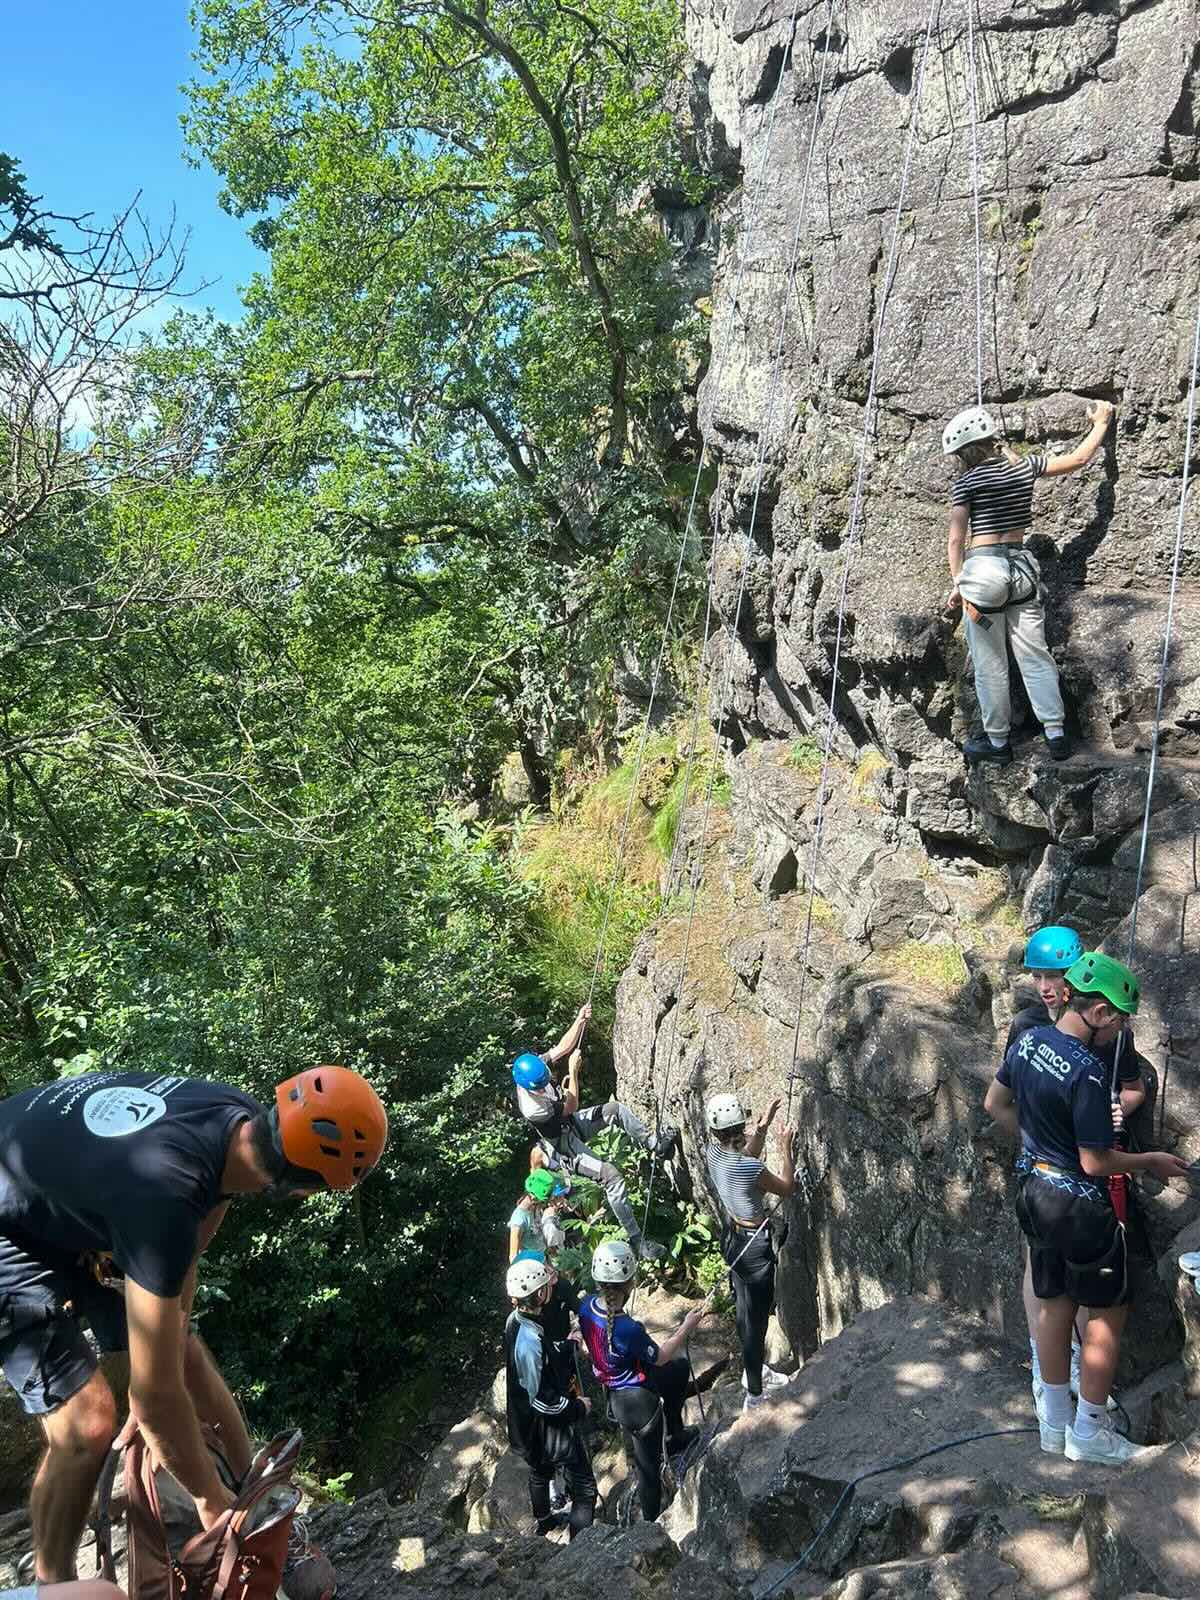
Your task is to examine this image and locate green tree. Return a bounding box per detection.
[184,0,708,764]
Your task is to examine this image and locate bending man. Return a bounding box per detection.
[0,1065,387,1585]
[984,954,1186,1464]
[513,1004,675,1261]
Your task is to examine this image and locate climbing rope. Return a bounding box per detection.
[965,0,985,405]
[1115,275,1200,1139]
[641,1,842,1237]
[583,0,825,1019]
[753,1427,1037,1595]
[783,0,944,1120]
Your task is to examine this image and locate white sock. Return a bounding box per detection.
[1074,1397,1106,1438]
[1029,1338,1042,1383]
[1045,723,1065,739]
[1042,1381,1072,1428]
[989,735,1008,749]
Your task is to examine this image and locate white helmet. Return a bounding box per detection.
[706,1092,747,1132]
[506,1257,552,1300]
[942,406,998,456]
[592,1240,637,1285]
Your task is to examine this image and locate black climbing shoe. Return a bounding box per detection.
[963,734,1013,766]
[666,1426,700,1457]
[1044,733,1072,761]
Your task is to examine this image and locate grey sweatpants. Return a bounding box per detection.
[960,551,1065,740]
[539,1100,653,1243]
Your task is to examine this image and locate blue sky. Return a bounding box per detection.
[1,3,262,322]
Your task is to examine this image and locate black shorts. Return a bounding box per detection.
[0,1233,129,1416]
[1015,1171,1130,1308]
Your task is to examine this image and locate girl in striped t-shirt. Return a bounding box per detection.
[942,400,1114,765]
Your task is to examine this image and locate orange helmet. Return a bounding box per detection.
[274,1065,388,1190]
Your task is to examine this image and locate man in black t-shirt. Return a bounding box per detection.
[0,1065,387,1585]
[985,954,1187,1467]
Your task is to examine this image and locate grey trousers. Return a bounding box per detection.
[539,1100,652,1242]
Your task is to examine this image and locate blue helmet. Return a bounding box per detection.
[1024,925,1084,972]
[512,1052,550,1090]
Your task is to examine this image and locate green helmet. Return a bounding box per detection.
[1064,952,1140,1016]
[525,1169,557,1203]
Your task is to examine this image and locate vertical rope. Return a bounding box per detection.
[1117,278,1200,1140]
[584,0,820,1016]
[784,0,943,1118]
[642,8,841,1220]
[965,0,985,406]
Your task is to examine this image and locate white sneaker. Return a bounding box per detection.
[1065,1422,1145,1466]
[1179,1250,1200,1276]
[742,1364,789,1391]
[1039,1420,1066,1455]
[742,1391,771,1412]
[1032,1376,1044,1411]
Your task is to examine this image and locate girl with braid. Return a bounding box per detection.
[577,1241,704,1521]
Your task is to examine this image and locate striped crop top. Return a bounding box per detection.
[706,1139,766,1223]
[951,453,1048,540]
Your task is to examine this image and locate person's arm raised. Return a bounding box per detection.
[546,1004,592,1065]
[1042,400,1113,477]
[745,1097,779,1159]
[125,1279,233,1530]
[561,1048,582,1117]
[757,1122,797,1199]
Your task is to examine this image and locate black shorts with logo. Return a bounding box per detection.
[1015,1169,1129,1308]
[0,1232,129,1416]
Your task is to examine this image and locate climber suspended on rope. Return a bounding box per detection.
[0,1065,386,1591]
[943,399,1115,766]
[1004,927,1146,1417]
[704,1093,797,1410]
[577,1242,705,1522]
[503,1255,597,1541]
[513,1003,676,1261]
[983,953,1189,1466]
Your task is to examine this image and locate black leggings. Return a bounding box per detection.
[528,1429,596,1539]
[608,1358,689,1521]
[725,1225,776,1396]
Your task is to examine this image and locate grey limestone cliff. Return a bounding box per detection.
[613,0,1200,1388]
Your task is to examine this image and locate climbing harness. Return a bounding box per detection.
[957,545,1043,631]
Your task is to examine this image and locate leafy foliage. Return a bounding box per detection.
[0,0,718,1474]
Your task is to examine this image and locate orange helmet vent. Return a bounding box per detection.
[275,1065,388,1190]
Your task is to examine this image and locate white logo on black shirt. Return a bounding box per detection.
[82,1086,167,1138]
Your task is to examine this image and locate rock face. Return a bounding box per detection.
[665,1296,1200,1599]
[616,0,1200,1342]
[688,0,1200,767]
[633,5,1200,1373]
[615,736,1200,1380]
